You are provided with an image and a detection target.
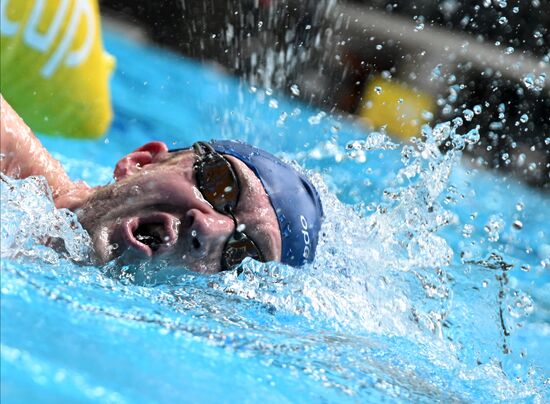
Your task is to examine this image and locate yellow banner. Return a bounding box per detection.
[1,0,114,138]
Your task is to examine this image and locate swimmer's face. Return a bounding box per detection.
[76,141,282,273]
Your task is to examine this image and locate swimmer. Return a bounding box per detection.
[1,95,323,273]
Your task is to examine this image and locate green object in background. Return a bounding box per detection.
[0,0,114,138]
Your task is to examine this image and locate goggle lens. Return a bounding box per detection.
[193,142,265,270]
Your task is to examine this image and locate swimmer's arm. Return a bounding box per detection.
[0,95,91,209]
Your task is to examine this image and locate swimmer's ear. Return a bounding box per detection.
[113,141,169,180]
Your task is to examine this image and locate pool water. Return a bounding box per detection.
[1,29,549,402]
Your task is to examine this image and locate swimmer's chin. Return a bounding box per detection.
[85,226,121,265]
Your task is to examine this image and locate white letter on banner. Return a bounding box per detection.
[25,0,70,52]
[0,0,20,36]
[42,0,94,77]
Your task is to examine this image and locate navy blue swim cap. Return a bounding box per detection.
[171,140,323,267]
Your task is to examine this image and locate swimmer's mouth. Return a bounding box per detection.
[122,214,179,257]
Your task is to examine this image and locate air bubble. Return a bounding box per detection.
[498,17,508,25]
[473,105,482,114]
[374,86,382,95]
[236,223,246,232]
[463,109,474,121]
[290,84,301,96]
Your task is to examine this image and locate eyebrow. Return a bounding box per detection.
[228,158,279,262]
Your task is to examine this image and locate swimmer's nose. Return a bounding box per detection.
[184,209,233,256]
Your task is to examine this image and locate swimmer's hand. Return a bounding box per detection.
[1,94,92,209]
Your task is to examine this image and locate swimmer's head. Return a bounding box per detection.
[76,140,323,273]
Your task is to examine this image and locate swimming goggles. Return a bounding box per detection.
[192,141,265,271]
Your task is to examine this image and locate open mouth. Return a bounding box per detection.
[122,214,179,257]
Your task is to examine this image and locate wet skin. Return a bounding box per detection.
[76,142,282,273]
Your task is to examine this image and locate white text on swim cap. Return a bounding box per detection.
[300,215,310,259]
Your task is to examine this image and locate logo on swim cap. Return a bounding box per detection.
[300,215,310,259]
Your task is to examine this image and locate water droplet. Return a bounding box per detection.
[224,186,233,193]
[484,215,504,242]
[276,112,288,127]
[519,114,529,123]
[464,127,480,144]
[422,110,434,120]
[463,109,474,121]
[374,86,382,95]
[431,64,443,80]
[522,74,535,89]
[462,224,474,238]
[512,220,523,230]
[308,111,326,125]
[290,84,300,96]
[237,223,246,232]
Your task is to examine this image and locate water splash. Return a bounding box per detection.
[0,174,92,264]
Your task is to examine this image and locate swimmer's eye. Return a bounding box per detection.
[192,141,265,271]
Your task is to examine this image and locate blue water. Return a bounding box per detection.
[2,29,549,402]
